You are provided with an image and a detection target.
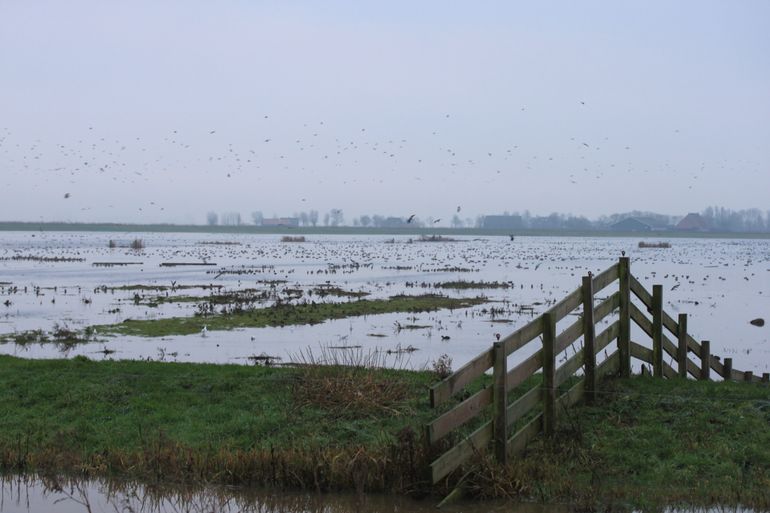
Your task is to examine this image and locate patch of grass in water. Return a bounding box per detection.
[1,329,49,345]
[433,280,513,290]
[145,289,273,306]
[104,284,224,292]
[92,294,487,338]
[311,286,369,298]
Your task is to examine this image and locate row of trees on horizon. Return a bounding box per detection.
[204,206,770,233]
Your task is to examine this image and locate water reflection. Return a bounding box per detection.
[0,475,758,513]
[0,474,485,513]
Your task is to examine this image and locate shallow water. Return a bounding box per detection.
[0,475,758,513]
[1,231,768,373]
[0,475,549,513]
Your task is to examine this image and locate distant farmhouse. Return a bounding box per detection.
[610,217,671,232]
[261,217,299,228]
[676,213,709,232]
[610,218,652,232]
[482,215,524,230]
[382,217,409,228]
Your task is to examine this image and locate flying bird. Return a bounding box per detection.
[407,214,416,223]
[64,193,71,199]
[457,206,461,212]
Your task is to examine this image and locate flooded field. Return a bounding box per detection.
[1,231,768,373]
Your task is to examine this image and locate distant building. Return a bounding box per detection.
[633,217,672,231]
[482,215,524,230]
[530,215,562,230]
[676,213,709,232]
[382,217,408,228]
[610,218,653,232]
[261,217,299,228]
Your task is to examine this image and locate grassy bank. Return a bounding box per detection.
[1,356,769,508]
[0,355,452,495]
[464,376,770,510]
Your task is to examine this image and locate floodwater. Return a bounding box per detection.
[0,475,459,513]
[1,231,768,373]
[0,475,758,513]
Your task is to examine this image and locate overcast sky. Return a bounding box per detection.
[1,0,768,225]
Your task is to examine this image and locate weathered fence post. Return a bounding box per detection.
[699,340,710,381]
[652,285,663,378]
[677,314,688,378]
[492,341,508,464]
[744,371,753,383]
[618,257,631,378]
[581,275,596,404]
[542,312,556,437]
[723,358,733,382]
[762,373,770,384]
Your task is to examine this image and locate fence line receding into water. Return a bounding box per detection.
[425,256,768,485]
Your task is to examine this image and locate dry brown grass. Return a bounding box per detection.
[0,430,431,495]
[290,347,412,418]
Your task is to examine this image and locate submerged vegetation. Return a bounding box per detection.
[108,238,145,249]
[280,235,306,242]
[1,324,97,348]
[638,241,671,248]
[0,255,85,263]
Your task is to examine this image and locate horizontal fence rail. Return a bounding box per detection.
[426,257,767,486]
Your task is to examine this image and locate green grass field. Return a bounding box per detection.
[1,355,769,508]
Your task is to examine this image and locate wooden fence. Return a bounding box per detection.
[425,256,769,485]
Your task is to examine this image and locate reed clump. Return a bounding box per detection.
[108,238,145,249]
[1,435,431,496]
[638,241,671,248]
[290,347,411,419]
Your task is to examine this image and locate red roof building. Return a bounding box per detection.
[676,213,709,231]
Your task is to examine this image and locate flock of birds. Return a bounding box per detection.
[1,103,761,224]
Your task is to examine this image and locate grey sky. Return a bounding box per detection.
[1,0,768,224]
